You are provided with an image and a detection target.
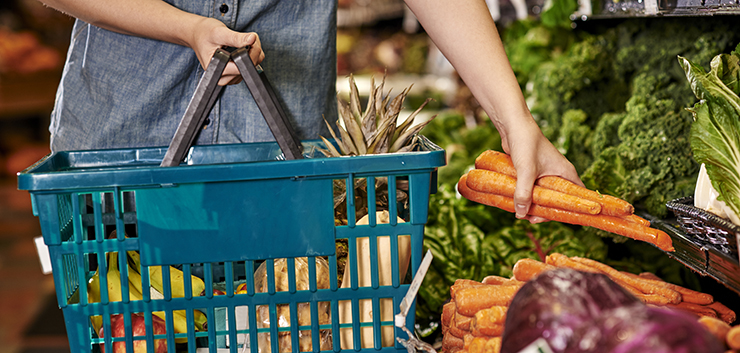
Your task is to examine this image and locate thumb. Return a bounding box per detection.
[228,32,257,49]
[513,167,536,219]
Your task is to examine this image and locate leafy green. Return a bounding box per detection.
[531,18,740,217]
[680,44,740,218]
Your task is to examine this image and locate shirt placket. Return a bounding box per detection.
[199,0,239,144]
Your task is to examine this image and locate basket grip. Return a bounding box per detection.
[161,47,304,167]
[161,49,229,167]
[231,47,304,160]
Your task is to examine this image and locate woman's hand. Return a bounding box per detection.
[503,119,582,223]
[188,17,265,86]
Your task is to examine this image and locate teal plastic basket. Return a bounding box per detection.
[17,138,445,353]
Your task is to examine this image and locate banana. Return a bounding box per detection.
[149,264,206,299]
[127,250,208,340]
[87,268,103,334]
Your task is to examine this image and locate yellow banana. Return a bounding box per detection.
[106,252,124,302]
[87,268,103,334]
[149,263,206,299]
[127,251,208,341]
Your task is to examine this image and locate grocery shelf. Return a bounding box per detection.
[647,213,740,295]
[574,0,740,19]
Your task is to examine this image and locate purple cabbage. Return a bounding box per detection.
[500,268,723,353]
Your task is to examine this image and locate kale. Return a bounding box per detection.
[532,17,740,217]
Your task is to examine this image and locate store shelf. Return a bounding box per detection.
[0,70,61,119]
[648,213,740,295]
[575,0,740,19]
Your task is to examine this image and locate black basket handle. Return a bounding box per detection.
[161,47,303,167]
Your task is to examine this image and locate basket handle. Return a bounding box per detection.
[161,47,303,167]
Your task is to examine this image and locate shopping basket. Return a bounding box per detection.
[17,47,446,353]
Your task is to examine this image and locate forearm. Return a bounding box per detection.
[39,0,206,48]
[404,0,536,139]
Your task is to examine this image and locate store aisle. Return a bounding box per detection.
[0,176,70,353]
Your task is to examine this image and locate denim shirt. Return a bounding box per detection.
[49,0,337,152]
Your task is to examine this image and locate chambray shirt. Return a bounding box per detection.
[49,0,337,152]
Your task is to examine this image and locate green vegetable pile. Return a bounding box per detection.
[530,18,740,219]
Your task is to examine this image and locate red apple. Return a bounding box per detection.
[99,313,167,352]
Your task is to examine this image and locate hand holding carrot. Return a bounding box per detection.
[460,150,674,252]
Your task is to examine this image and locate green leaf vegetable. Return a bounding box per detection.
[680,44,740,219]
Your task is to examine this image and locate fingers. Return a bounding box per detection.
[215,32,264,86]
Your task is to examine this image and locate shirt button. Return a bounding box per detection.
[204,118,211,126]
[219,4,229,13]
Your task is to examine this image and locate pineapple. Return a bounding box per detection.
[321,74,437,224]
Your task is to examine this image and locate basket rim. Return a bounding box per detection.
[666,196,740,235]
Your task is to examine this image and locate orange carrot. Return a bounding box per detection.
[569,256,681,303]
[481,275,523,287]
[697,316,731,345]
[474,150,517,177]
[727,325,740,350]
[631,272,714,305]
[454,311,474,331]
[625,214,651,227]
[454,285,520,316]
[470,306,507,337]
[708,301,737,324]
[468,336,502,353]
[466,169,602,215]
[512,258,556,282]
[458,175,674,252]
[443,331,465,349]
[442,301,456,328]
[668,302,719,318]
[451,279,486,300]
[475,150,634,217]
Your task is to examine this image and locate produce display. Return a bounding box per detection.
[458,150,673,252]
[439,256,735,353]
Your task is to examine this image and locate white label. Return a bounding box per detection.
[34,236,52,275]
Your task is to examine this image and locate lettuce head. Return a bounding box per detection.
[679,44,740,218]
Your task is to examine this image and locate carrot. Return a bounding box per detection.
[631,272,714,305]
[668,302,719,318]
[454,311,474,331]
[512,258,556,282]
[545,253,603,274]
[466,169,602,215]
[474,150,517,177]
[470,306,507,337]
[442,301,456,328]
[624,214,651,226]
[451,279,486,300]
[443,331,465,349]
[448,321,470,339]
[728,325,740,350]
[481,275,524,287]
[454,285,520,316]
[698,316,732,345]
[458,175,674,252]
[468,336,502,353]
[474,150,634,217]
[569,256,681,304]
[708,301,737,324]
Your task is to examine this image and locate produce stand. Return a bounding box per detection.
[648,212,740,296]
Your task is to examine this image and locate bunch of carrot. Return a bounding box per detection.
[439,254,735,353]
[458,150,674,252]
[440,277,523,353]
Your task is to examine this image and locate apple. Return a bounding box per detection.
[99,313,167,353]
